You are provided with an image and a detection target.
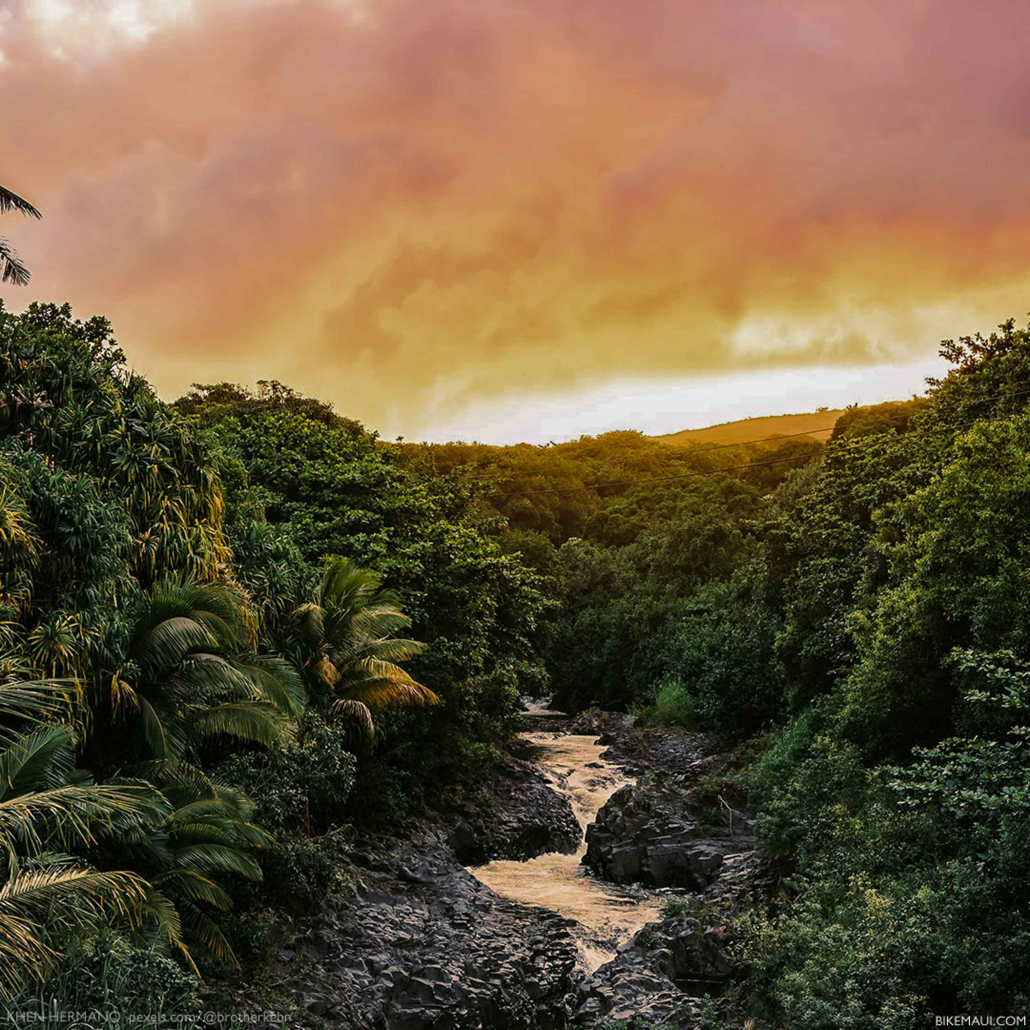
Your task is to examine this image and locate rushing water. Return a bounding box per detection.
[468,704,666,971]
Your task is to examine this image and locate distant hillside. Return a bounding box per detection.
[653,408,847,447]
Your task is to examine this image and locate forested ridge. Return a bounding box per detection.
[2,299,1029,1026]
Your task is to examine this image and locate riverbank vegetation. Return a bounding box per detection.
[3,298,1029,1024]
[459,318,1029,1026]
[0,302,548,1013]
[411,316,1030,1024]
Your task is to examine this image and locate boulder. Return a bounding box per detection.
[275,834,582,1030]
[583,780,753,889]
[445,753,582,865]
[573,913,742,1025]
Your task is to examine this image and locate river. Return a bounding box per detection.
[468,704,667,971]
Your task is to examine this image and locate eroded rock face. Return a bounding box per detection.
[594,723,711,779]
[445,754,582,866]
[267,725,584,1029]
[281,835,583,1029]
[259,712,762,1030]
[573,913,740,1025]
[583,777,754,890]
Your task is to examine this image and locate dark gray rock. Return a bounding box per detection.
[444,753,582,865]
[250,712,764,1030]
[583,780,754,890]
[598,725,711,779]
[276,833,582,1029]
[573,912,744,1025]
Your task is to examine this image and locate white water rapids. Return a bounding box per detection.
[468,705,666,971]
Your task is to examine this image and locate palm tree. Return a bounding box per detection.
[102,579,306,768]
[117,768,271,970]
[0,677,170,1000]
[294,558,437,738]
[0,185,42,287]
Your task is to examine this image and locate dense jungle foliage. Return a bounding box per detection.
[0,302,549,1014]
[3,298,1030,1025]
[411,318,1030,1024]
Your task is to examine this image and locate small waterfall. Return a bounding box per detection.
[468,703,666,971]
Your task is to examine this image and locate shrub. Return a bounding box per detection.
[258,830,353,913]
[648,680,697,730]
[660,897,689,919]
[214,716,357,836]
[12,934,200,1021]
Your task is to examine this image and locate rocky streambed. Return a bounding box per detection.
[268,705,760,1028]
[467,710,668,971]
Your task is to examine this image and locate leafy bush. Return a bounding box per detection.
[257,831,353,914]
[660,897,689,919]
[639,680,697,730]
[214,716,357,836]
[11,934,200,1020]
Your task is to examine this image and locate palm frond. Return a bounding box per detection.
[135,616,216,674]
[171,842,262,881]
[0,910,54,1001]
[331,699,375,740]
[202,780,255,818]
[171,653,254,697]
[293,602,325,648]
[109,675,141,714]
[349,605,413,641]
[0,865,149,997]
[168,798,244,824]
[0,186,41,219]
[311,654,339,687]
[0,782,169,855]
[138,887,198,976]
[151,869,232,911]
[140,886,184,945]
[231,655,306,716]
[295,558,431,717]
[318,558,382,608]
[360,637,428,664]
[146,764,216,804]
[180,902,239,968]
[188,701,291,748]
[181,582,249,649]
[219,819,272,847]
[0,239,31,288]
[0,680,76,745]
[0,866,147,925]
[341,678,439,709]
[0,726,75,802]
[136,694,181,763]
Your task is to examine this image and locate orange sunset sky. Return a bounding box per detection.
[2,0,1030,442]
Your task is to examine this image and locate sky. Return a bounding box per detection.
[1,0,1029,443]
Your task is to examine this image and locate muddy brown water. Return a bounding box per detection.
[468,703,668,971]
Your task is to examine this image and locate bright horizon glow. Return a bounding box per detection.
[402,355,949,445]
[4,0,1030,438]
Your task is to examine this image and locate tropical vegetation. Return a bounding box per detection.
[0,301,549,1014]
[3,295,1030,1024]
[0,185,41,287]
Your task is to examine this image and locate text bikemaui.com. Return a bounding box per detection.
[936,1019,1027,1027]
